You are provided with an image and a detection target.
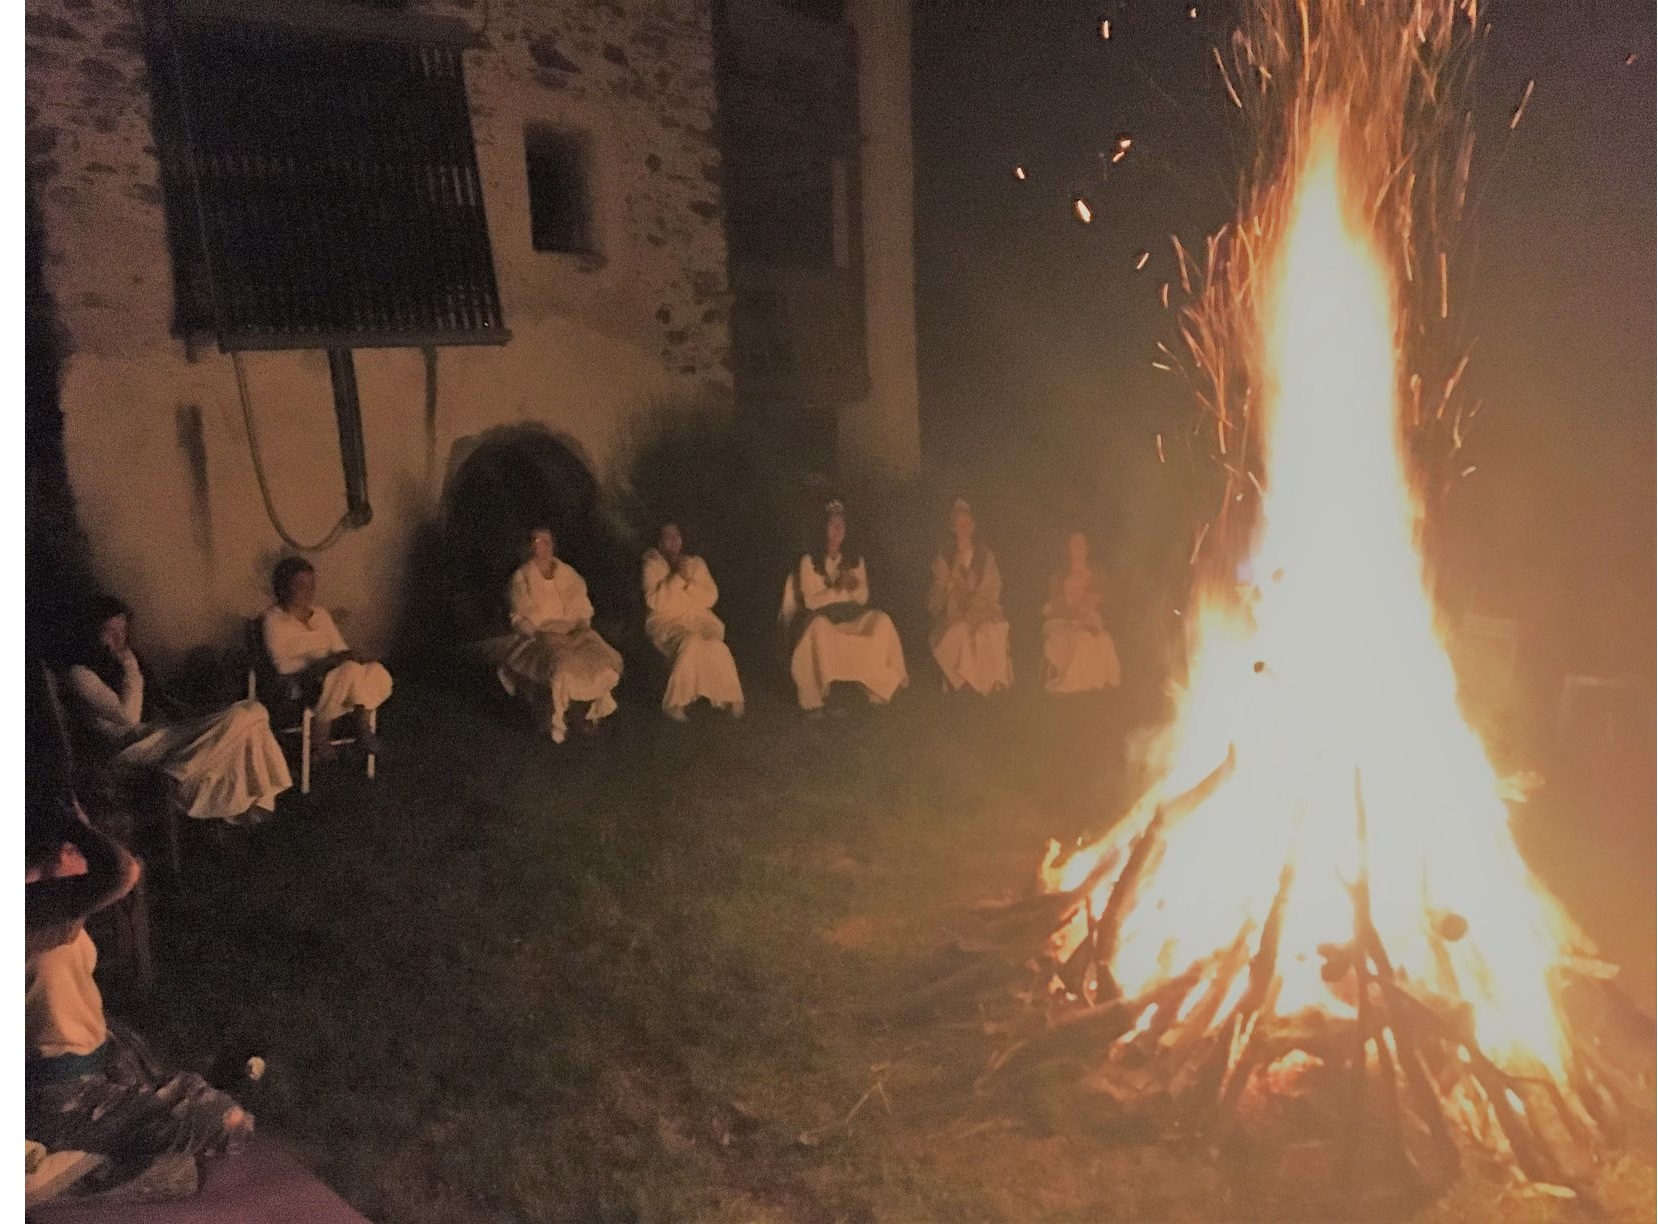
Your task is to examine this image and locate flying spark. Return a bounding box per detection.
[1100,18,1111,39]
[1074,197,1093,224]
[1135,250,1150,270]
[1509,78,1534,129]
[1013,165,1027,180]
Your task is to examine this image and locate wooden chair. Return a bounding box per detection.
[42,665,182,880]
[37,661,157,989]
[245,618,377,796]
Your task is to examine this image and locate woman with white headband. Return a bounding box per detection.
[779,500,908,713]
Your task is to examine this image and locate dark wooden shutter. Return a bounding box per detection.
[172,19,507,350]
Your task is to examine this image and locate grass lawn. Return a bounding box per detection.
[127,666,1654,1223]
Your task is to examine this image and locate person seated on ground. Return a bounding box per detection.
[262,557,392,763]
[779,499,908,715]
[499,525,624,744]
[927,498,1013,696]
[642,521,744,722]
[27,798,252,1203]
[64,597,291,826]
[1042,530,1122,694]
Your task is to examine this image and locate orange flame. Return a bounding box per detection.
[1048,121,1574,1077]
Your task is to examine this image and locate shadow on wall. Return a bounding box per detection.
[616,401,806,659]
[392,423,631,672]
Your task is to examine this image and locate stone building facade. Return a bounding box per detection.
[27,0,735,662]
[25,0,920,665]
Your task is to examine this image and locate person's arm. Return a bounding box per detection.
[974,551,1004,619]
[26,812,141,932]
[642,554,676,614]
[508,569,540,637]
[263,610,313,676]
[323,609,351,657]
[846,560,871,607]
[926,555,952,620]
[560,566,595,628]
[1042,573,1062,620]
[685,557,719,611]
[800,556,841,612]
[66,663,143,732]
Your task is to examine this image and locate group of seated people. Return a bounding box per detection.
[55,498,1123,785]
[25,497,1122,1201]
[499,495,1121,736]
[782,496,1120,711]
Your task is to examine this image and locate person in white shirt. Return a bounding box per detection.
[498,526,623,743]
[1042,530,1121,693]
[642,522,744,721]
[64,597,291,824]
[261,558,392,761]
[779,500,908,713]
[926,498,1012,696]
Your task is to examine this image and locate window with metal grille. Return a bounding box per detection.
[165,18,507,350]
[524,126,595,256]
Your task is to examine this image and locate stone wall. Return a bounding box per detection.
[25,0,732,665]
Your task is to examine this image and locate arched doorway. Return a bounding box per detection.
[439,426,620,644]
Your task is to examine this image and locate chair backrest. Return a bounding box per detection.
[245,616,303,712]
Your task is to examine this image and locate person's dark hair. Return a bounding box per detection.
[523,525,556,562]
[657,520,689,554]
[272,556,315,605]
[811,502,861,577]
[25,794,80,876]
[72,595,134,694]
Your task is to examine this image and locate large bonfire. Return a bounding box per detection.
[955,0,1647,1198]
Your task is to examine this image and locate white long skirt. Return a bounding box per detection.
[790,611,909,711]
[314,660,394,728]
[930,617,1013,695]
[115,700,293,822]
[1042,618,1121,693]
[499,628,623,743]
[648,613,744,714]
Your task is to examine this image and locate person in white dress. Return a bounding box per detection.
[927,499,1013,695]
[499,526,624,743]
[779,500,908,713]
[65,597,292,824]
[262,558,393,761]
[1042,531,1122,693]
[642,522,744,722]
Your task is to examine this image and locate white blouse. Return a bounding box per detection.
[508,560,595,636]
[263,604,350,677]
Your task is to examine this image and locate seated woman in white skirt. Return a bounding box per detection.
[262,558,393,761]
[779,500,908,713]
[927,499,1012,695]
[643,522,744,722]
[1042,531,1121,693]
[66,596,291,824]
[499,526,623,743]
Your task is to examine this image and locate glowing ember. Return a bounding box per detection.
[1074,197,1093,224]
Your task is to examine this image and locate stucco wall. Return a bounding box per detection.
[26,0,731,665]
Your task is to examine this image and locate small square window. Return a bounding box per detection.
[525,126,594,255]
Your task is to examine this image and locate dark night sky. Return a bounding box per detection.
[911,0,1655,683]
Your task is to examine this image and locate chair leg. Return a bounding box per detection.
[166,803,184,880]
[365,708,377,781]
[127,874,155,990]
[301,707,313,796]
